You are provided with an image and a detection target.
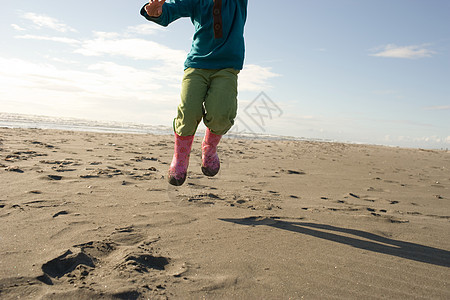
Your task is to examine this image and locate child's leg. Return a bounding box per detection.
[202,68,239,135]
[168,68,209,186]
[201,68,239,176]
[174,68,209,136]
[201,127,222,176]
[168,132,194,186]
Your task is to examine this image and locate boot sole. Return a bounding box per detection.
[201,166,219,177]
[168,175,186,186]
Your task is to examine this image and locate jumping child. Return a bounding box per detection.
[141,0,248,186]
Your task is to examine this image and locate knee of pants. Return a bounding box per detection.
[174,106,203,136]
[203,109,237,135]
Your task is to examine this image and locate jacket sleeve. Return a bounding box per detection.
[140,0,195,27]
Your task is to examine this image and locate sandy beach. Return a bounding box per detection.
[0,127,449,299]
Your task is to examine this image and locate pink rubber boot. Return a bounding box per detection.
[168,133,194,186]
[201,128,222,177]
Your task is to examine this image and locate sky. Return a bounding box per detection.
[0,0,449,149]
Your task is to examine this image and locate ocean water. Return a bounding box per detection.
[0,112,318,142]
[0,113,174,135]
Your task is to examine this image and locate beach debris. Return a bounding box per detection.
[349,193,360,199]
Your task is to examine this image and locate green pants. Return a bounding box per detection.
[174,67,239,136]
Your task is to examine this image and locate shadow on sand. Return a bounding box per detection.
[220,216,450,268]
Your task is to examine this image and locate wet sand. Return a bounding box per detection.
[0,127,449,299]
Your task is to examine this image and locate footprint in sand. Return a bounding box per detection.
[40,248,96,279]
[187,193,223,205]
[33,229,184,299]
[187,182,218,190]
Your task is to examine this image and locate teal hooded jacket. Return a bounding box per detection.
[141,0,248,70]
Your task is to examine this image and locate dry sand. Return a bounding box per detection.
[0,127,449,299]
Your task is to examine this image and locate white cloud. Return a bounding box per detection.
[238,64,280,91]
[74,36,187,67]
[15,34,80,45]
[0,57,173,99]
[22,12,77,33]
[92,31,122,39]
[46,56,79,65]
[370,44,435,59]
[3,11,282,125]
[413,136,450,145]
[0,56,178,124]
[73,32,281,91]
[11,24,26,31]
[126,23,163,35]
